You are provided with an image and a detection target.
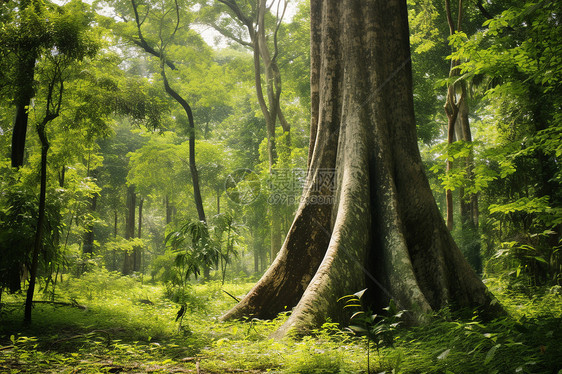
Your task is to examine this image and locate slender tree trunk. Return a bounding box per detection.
[252,30,278,170]
[270,212,282,261]
[216,187,221,215]
[444,0,481,272]
[58,165,66,187]
[81,193,97,274]
[444,0,463,231]
[122,185,136,275]
[112,210,118,270]
[138,197,143,239]
[254,243,259,274]
[161,68,206,223]
[457,87,481,273]
[114,210,118,237]
[165,195,173,225]
[215,0,290,265]
[222,0,501,336]
[130,0,206,223]
[24,119,51,324]
[133,197,143,272]
[82,171,98,256]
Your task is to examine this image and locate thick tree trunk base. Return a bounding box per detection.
[221,0,502,337]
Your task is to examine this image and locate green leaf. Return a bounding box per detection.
[348,325,368,334]
[437,348,451,360]
[350,311,364,320]
[484,344,501,365]
[530,256,548,264]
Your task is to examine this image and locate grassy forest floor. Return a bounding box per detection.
[0,270,561,373]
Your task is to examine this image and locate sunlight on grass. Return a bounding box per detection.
[1,269,561,373]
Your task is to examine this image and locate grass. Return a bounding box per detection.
[0,269,561,373]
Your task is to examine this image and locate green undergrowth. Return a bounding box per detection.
[0,269,561,373]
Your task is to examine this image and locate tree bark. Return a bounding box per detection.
[138,197,143,239]
[12,102,31,168]
[11,40,37,168]
[221,0,501,336]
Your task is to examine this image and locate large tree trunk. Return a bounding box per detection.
[221,0,501,336]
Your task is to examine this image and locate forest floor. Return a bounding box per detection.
[0,269,561,373]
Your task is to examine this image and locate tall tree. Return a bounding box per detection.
[127,0,207,222]
[199,0,295,262]
[4,0,43,167]
[23,0,99,323]
[450,0,562,285]
[443,0,481,272]
[122,184,137,274]
[200,0,291,169]
[221,0,501,336]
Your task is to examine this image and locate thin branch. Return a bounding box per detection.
[265,0,274,12]
[158,5,176,51]
[130,40,176,70]
[209,22,252,47]
[272,0,287,62]
[217,0,254,31]
[167,0,182,49]
[457,0,463,32]
[131,0,177,70]
[445,0,455,35]
[252,2,270,120]
[141,5,149,26]
[223,290,240,302]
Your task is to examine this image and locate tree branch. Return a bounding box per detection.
[130,0,177,70]
[217,0,254,31]
[209,21,252,47]
[457,0,463,32]
[445,0,456,35]
[475,0,493,20]
[130,40,176,70]
[272,0,287,61]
